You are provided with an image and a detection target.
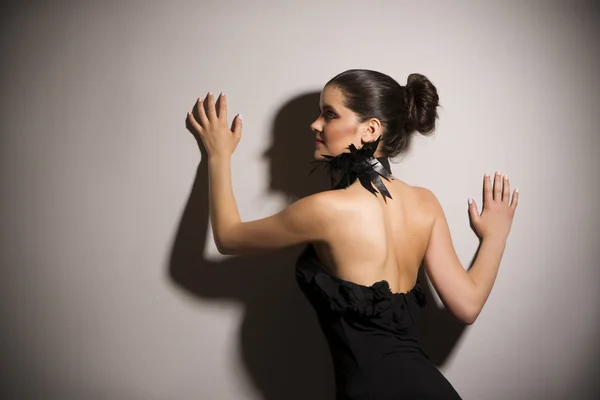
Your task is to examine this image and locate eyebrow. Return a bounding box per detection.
[320,103,337,112]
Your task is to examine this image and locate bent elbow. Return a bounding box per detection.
[217,246,231,256]
[451,300,479,325]
[463,313,477,325]
[462,304,481,325]
[215,239,234,256]
[455,309,476,325]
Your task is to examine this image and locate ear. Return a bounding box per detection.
[361,118,382,143]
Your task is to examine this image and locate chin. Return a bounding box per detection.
[313,150,327,160]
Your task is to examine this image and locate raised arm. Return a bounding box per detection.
[421,171,518,324]
[187,91,332,255]
[209,157,331,255]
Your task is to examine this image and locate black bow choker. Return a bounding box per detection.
[309,136,394,200]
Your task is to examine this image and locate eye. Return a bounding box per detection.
[324,111,336,120]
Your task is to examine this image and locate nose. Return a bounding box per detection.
[310,117,322,134]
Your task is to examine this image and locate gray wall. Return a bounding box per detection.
[1,1,599,399]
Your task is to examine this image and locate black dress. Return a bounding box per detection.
[295,244,462,399]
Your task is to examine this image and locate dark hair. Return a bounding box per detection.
[326,69,440,158]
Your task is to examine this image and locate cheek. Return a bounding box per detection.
[325,122,355,143]
[315,123,356,159]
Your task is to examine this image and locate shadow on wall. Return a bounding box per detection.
[168,92,467,400]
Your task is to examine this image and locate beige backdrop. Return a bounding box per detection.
[1,1,599,399]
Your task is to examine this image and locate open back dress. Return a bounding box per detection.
[297,146,462,399]
[295,244,462,399]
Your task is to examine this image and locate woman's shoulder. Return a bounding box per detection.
[411,184,437,202]
[410,185,444,214]
[310,180,434,219]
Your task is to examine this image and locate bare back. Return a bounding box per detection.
[313,176,434,294]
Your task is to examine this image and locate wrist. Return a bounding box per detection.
[208,154,232,164]
[482,235,507,248]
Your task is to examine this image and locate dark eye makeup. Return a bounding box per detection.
[319,109,336,120]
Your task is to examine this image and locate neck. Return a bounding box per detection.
[308,137,394,200]
[376,156,391,174]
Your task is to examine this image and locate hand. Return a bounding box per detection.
[468,171,519,241]
[187,92,242,158]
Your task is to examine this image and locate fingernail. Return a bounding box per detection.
[515,187,519,193]
[468,198,473,205]
[485,173,490,177]
[238,113,243,120]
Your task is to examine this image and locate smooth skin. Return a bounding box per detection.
[186,89,518,325]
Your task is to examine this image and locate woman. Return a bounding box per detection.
[186,69,518,399]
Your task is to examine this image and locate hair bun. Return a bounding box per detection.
[404,73,439,135]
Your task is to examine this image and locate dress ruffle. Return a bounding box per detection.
[294,243,462,398]
[295,245,426,322]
